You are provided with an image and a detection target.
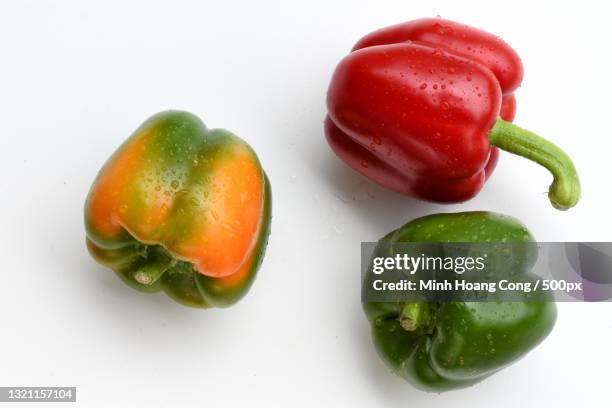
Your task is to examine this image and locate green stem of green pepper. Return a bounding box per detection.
[400,302,434,333]
[488,118,580,210]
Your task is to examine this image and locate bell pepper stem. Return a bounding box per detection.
[132,254,175,285]
[400,302,432,332]
[488,118,580,210]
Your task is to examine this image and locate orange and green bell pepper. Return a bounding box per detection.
[84,111,272,308]
[363,212,556,391]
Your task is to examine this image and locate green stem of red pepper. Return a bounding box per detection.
[488,118,581,210]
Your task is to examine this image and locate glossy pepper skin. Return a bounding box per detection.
[326,18,580,210]
[85,111,272,308]
[363,212,556,391]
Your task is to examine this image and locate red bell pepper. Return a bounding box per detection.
[325,18,580,209]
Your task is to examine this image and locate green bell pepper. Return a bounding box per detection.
[363,211,556,391]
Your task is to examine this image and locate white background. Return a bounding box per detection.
[1,1,610,407]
